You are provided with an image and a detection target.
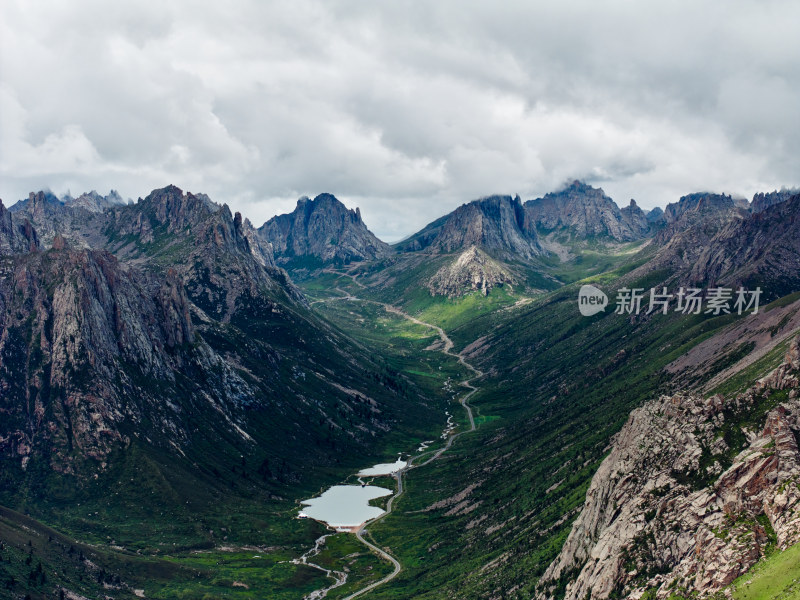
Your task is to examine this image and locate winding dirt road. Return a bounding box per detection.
[338,296,482,599]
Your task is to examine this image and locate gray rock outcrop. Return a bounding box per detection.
[259,193,392,265]
[0,198,38,255]
[751,188,799,213]
[398,195,543,259]
[524,181,651,242]
[538,337,800,600]
[427,246,517,297]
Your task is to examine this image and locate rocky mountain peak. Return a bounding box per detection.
[203,202,276,266]
[639,193,800,299]
[400,194,543,259]
[646,206,665,223]
[65,189,126,213]
[752,188,799,213]
[564,179,597,195]
[650,191,745,250]
[139,184,220,233]
[12,190,63,221]
[427,245,517,297]
[6,191,81,249]
[525,180,650,242]
[619,198,650,238]
[258,193,392,265]
[663,192,736,224]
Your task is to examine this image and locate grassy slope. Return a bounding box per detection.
[0,500,340,600]
[307,243,796,599]
[730,542,800,600]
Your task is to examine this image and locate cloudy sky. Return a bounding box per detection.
[1,1,798,241]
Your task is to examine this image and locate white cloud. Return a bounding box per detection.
[1,0,798,240]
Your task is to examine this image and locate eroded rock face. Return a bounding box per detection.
[662,192,738,227]
[2,185,403,489]
[108,185,303,315]
[0,186,302,476]
[400,195,543,259]
[427,246,517,297]
[259,193,392,264]
[538,338,800,600]
[681,195,800,292]
[433,195,543,258]
[0,247,203,472]
[524,181,650,242]
[0,199,38,255]
[751,188,798,214]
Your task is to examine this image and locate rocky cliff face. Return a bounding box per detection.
[7,190,63,217]
[7,191,73,248]
[620,199,651,238]
[524,181,650,242]
[111,184,220,239]
[399,195,543,259]
[752,188,799,213]
[538,337,800,600]
[259,193,392,265]
[0,199,38,254]
[0,246,201,473]
[662,192,737,226]
[427,246,517,297]
[7,190,116,249]
[682,194,800,296]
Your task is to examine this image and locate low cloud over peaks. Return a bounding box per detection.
[1,0,798,240]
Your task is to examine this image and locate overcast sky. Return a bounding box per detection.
[1,1,798,241]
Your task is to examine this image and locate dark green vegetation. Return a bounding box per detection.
[9,239,794,598]
[0,499,390,600]
[0,188,460,598]
[0,505,143,600]
[295,239,800,599]
[4,186,800,598]
[310,533,395,599]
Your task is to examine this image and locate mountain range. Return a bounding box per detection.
[1,179,800,599]
[255,182,798,299]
